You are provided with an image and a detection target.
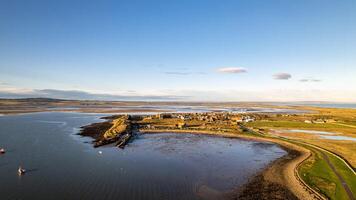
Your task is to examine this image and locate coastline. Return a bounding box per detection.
[80,119,325,200]
[0,109,171,116]
[11,108,353,199]
[79,115,322,200]
[140,129,322,200]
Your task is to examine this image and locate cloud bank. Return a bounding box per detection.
[1,87,356,102]
[0,89,186,101]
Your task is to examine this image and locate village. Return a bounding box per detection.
[137,112,256,133]
[81,110,341,149]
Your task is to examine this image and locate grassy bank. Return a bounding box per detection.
[247,120,356,168]
[239,125,356,200]
[298,146,356,200]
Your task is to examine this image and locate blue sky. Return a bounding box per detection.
[0,0,356,101]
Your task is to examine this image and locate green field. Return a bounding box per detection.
[298,146,356,200]
[245,119,356,200]
[248,120,346,130]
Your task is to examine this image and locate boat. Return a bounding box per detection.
[18,166,26,175]
[0,148,5,154]
[116,133,132,148]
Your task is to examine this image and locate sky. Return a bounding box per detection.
[0,0,356,102]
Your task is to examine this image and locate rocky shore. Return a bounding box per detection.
[80,115,133,148]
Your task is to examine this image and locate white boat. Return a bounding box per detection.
[18,167,26,175]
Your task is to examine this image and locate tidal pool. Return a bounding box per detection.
[280,129,356,142]
[0,112,286,200]
[286,129,335,135]
[319,135,356,141]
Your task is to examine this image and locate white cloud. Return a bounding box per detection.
[0,85,33,94]
[165,72,190,75]
[217,67,247,74]
[273,73,292,80]
[164,70,206,76]
[299,78,321,82]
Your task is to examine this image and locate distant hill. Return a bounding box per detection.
[0,97,68,102]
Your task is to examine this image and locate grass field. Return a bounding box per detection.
[247,120,356,167]
[241,124,356,200]
[298,149,348,199]
[298,146,356,200]
[248,120,346,129]
[244,108,356,200]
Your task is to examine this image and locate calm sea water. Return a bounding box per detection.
[0,112,286,200]
[295,103,356,109]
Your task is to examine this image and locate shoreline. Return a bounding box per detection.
[79,115,322,200]
[75,108,334,200]
[3,103,354,199]
[80,118,325,200]
[140,129,323,200]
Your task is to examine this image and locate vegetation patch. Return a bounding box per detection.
[298,150,350,200]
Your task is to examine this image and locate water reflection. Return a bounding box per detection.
[0,112,286,200]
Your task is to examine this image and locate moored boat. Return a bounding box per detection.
[18,166,26,175]
[116,133,132,148]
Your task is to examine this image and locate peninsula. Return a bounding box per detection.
[80,107,356,200]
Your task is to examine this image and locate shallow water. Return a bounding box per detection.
[280,129,356,142]
[45,105,305,114]
[0,112,286,200]
[320,135,356,141]
[298,103,356,109]
[287,129,335,135]
[276,103,356,109]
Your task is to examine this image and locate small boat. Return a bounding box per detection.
[18,166,26,175]
[116,133,132,148]
[0,148,5,154]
